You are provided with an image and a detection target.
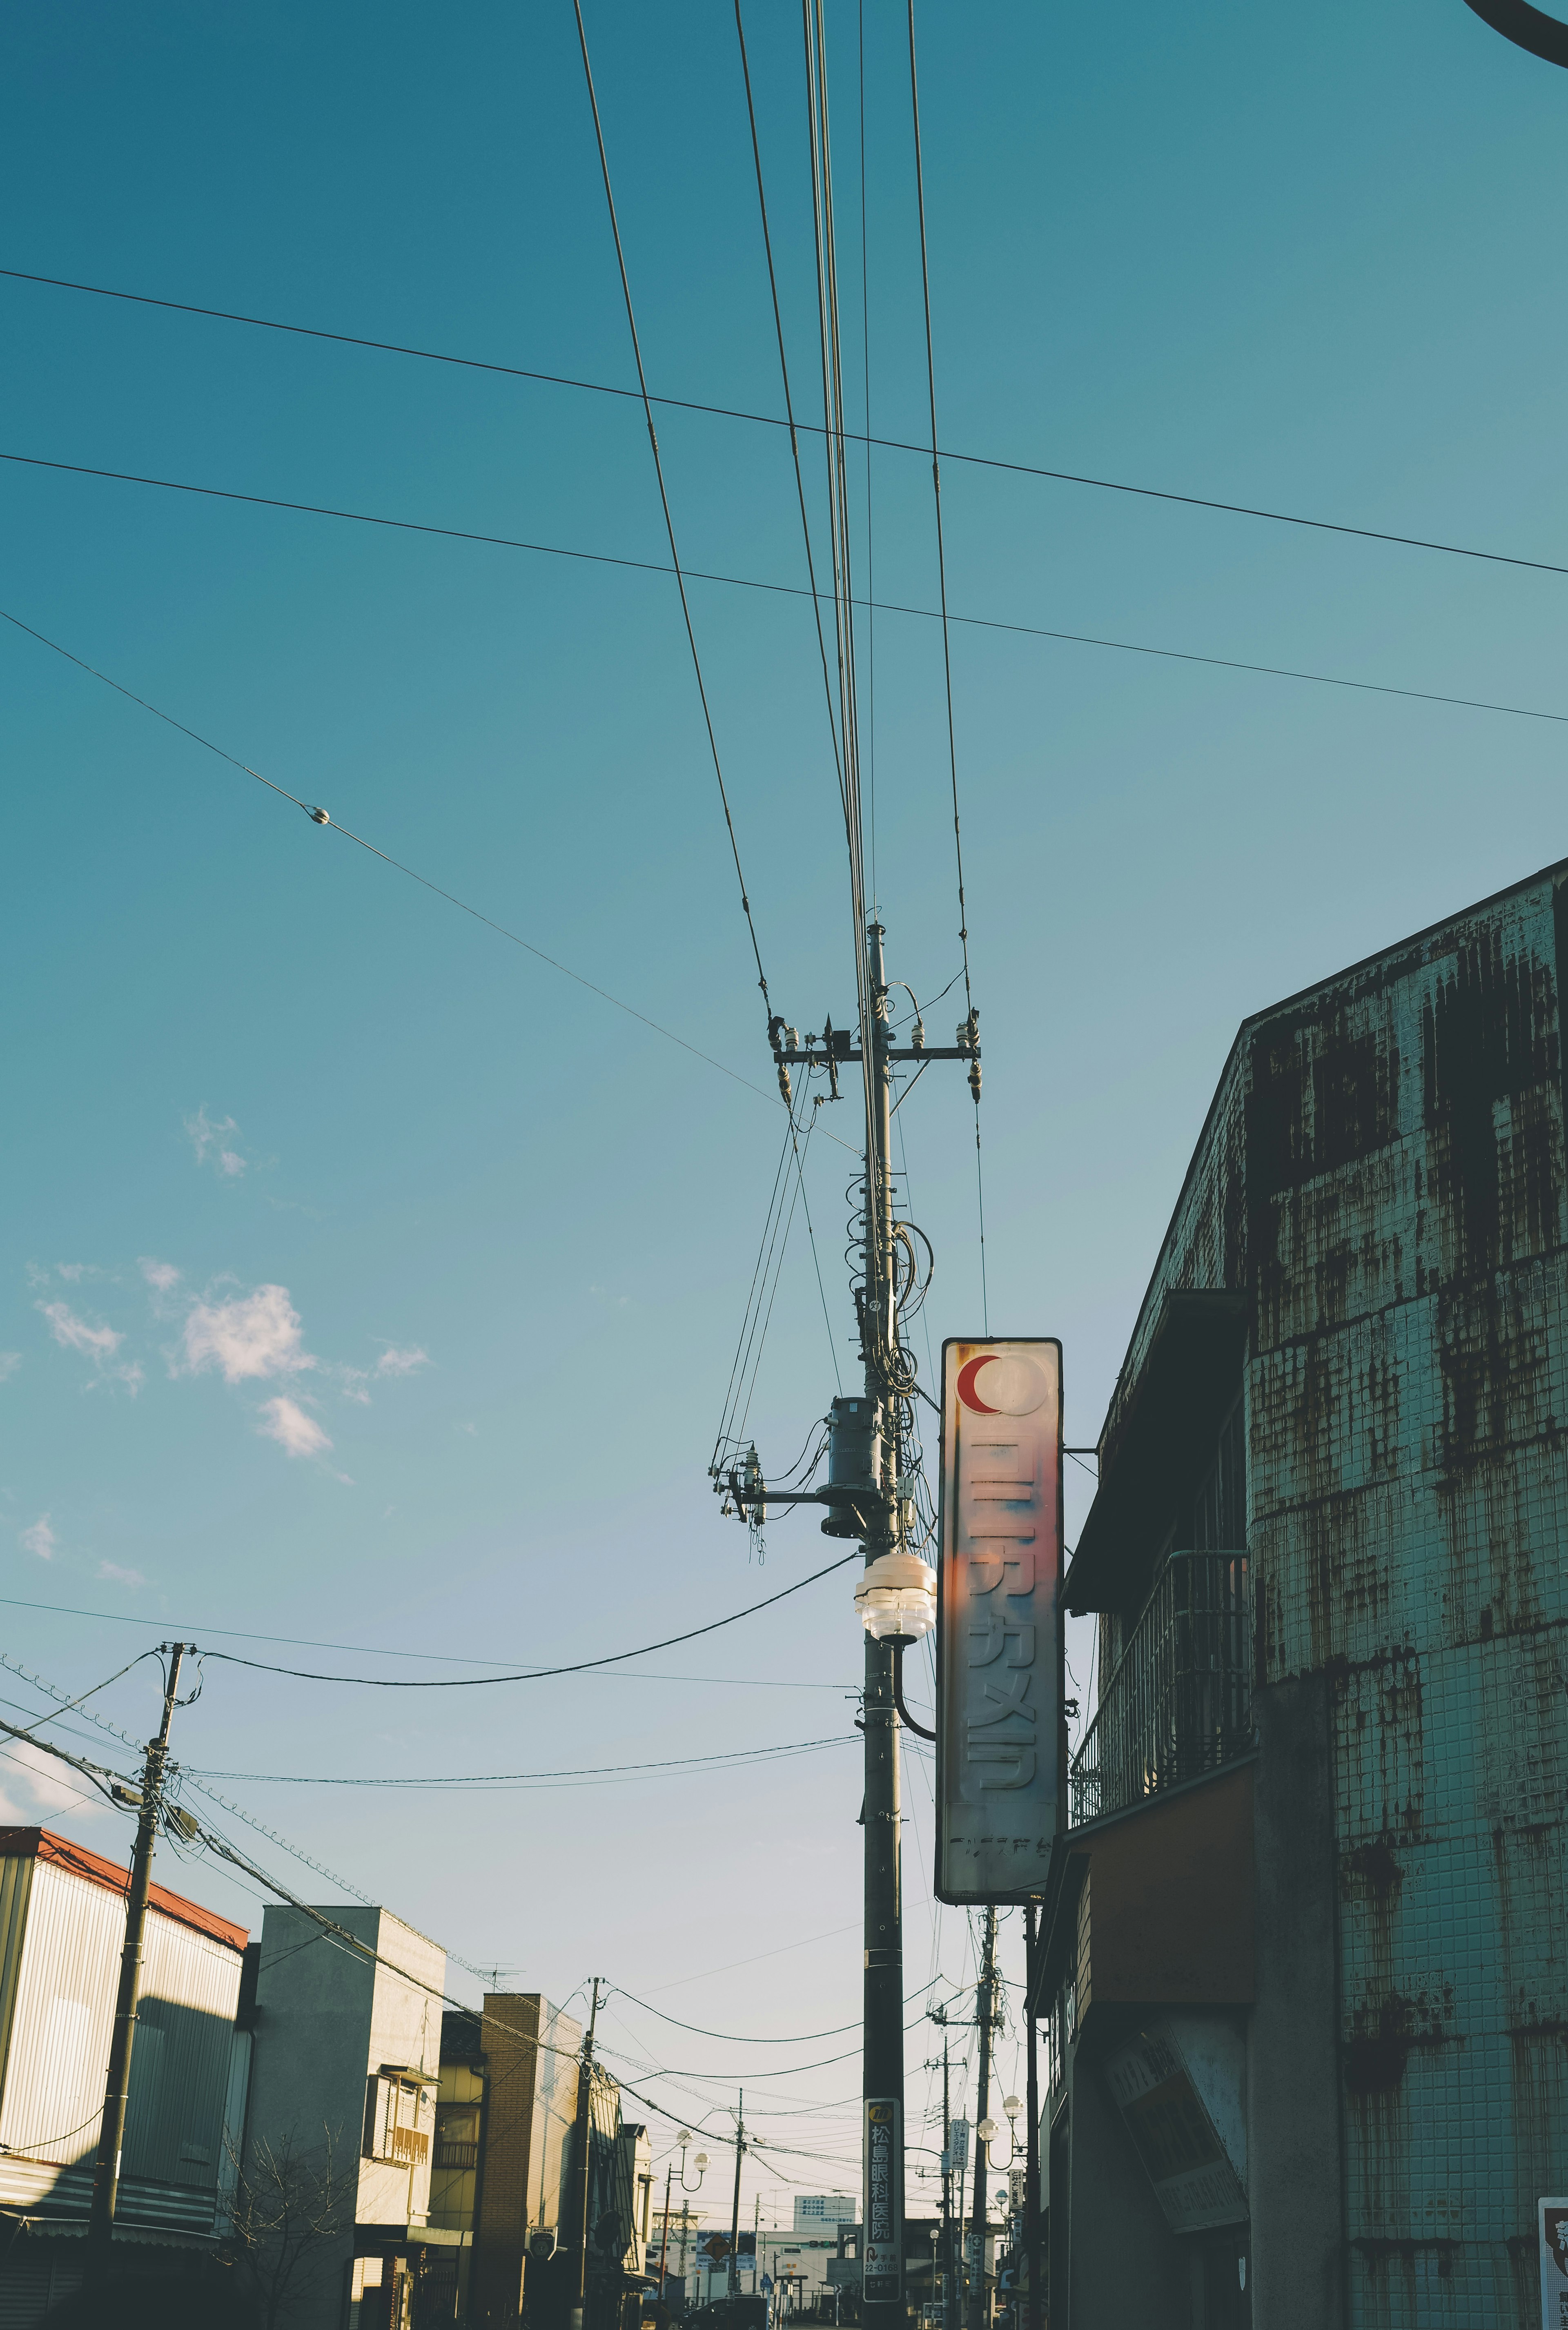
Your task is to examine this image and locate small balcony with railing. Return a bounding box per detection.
[1069,1550,1253,1829]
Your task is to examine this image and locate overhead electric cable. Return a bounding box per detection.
[0,1592,854,1686]
[197,1548,860,1685]
[188,1734,856,1786]
[570,0,773,1029]
[0,606,856,1160]
[907,0,987,1330]
[734,0,846,800]
[7,464,1567,730]
[8,265,1567,582]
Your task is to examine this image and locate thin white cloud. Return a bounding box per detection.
[139,1259,181,1294]
[184,1105,247,1178]
[374,1345,430,1378]
[36,1300,141,1392]
[97,1560,145,1588]
[21,1514,56,1561]
[0,1353,20,1383]
[0,1735,101,1826]
[257,1396,332,1459]
[339,1369,372,1406]
[38,1300,122,1363]
[180,1285,314,1384]
[56,1263,96,1284]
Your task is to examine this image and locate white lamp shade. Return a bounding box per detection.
[1003,2096,1021,2117]
[678,2130,693,2146]
[695,2152,709,2170]
[855,1550,938,1639]
[977,2117,999,2141]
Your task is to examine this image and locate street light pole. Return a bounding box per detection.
[728,2092,744,2297]
[572,1978,603,2330]
[967,1909,998,2330]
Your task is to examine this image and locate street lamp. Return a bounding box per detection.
[858,1552,939,1744]
[854,1550,937,1638]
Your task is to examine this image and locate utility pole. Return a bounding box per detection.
[941,2038,955,2330]
[572,1977,603,2330]
[658,2161,675,2312]
[727,2092,745,2297]
[967,1909,998,2330]
[1023,1905,1041,2330]
[87,1642,186,2278]
[721,927,979,2330]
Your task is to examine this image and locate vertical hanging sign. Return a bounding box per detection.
[863,2098,902,2302]
[935,1339,1064,1904]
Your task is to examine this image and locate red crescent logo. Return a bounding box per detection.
[957,1355,998,1414]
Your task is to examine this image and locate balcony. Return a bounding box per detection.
[1069,1550,1253,1828]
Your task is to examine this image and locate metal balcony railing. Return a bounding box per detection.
[1069,1551,1253,1827]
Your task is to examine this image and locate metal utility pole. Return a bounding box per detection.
[1023,1904,1041,2330]
[727,2092,745,2295]
[967,1909,998,2330]
[87,1642,186,2276]
[572,1977,603,2330]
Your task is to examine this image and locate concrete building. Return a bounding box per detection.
[1030,860,1568,2327]
[245,1899,445,2329]
[0,1824,250,2320]
[430,1994,648,2330]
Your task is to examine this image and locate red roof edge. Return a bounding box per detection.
[0,1827,249,1955]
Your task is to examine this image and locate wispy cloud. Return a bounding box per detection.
[257,1396,332,1459]
[139,1258,181,1295]
[20,1514,56,1561]
[0,1353,20,1384]
[36,1300,142,1392]
[55,1262,98,1284]
[97,1560,145,1588]
[180,1284,314,1384]
[0,1735,101,1826]
[184,1105,247,1178]
[375,1345,430,1378]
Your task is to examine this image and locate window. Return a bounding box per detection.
[434,2103,480,2171]
[364,2072,434,2166]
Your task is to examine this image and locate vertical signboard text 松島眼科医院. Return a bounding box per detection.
[935,1339,1063,1903]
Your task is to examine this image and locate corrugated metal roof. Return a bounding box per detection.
[0,1829,247,1954]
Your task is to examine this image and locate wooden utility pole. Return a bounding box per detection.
[967,1909,998,2330]
[87,1642,187,2276]
[572,1978,603,2330]
[1024,1904,1042,2330]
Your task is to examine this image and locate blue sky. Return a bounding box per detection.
[3,0,1566,2216]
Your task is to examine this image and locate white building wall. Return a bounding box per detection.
[0,1844,246,2230]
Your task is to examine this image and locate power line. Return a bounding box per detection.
[0,605,857,1161]
[187,1733,857,1787]
[0,1591,855,1686]
[11,454,1559,738]
[198,1548,859,1685]
[571,0,773,1032]
[8,264,1568,584]
[906,0,987,1333]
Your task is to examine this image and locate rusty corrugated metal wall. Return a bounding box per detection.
[1100,864,1568,2325]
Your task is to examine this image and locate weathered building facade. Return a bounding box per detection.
[1032,862,1568,2327]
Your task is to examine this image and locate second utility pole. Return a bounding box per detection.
[87,1640,187,2281]
[966,1908,998,2330]
[572,1977,603,2330]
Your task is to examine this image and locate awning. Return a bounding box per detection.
[1063,1289,1246,1615]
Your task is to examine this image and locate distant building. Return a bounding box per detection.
[1031,861,1568,2326]
[432,1994,649,2330]
[0,1824,250,2321]
[244,1900,445,2330]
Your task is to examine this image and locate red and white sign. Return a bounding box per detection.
[935,1339,1063,1903]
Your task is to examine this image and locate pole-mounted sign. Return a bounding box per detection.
[935,1340,1064,1905]
[863,2099,902,2303]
